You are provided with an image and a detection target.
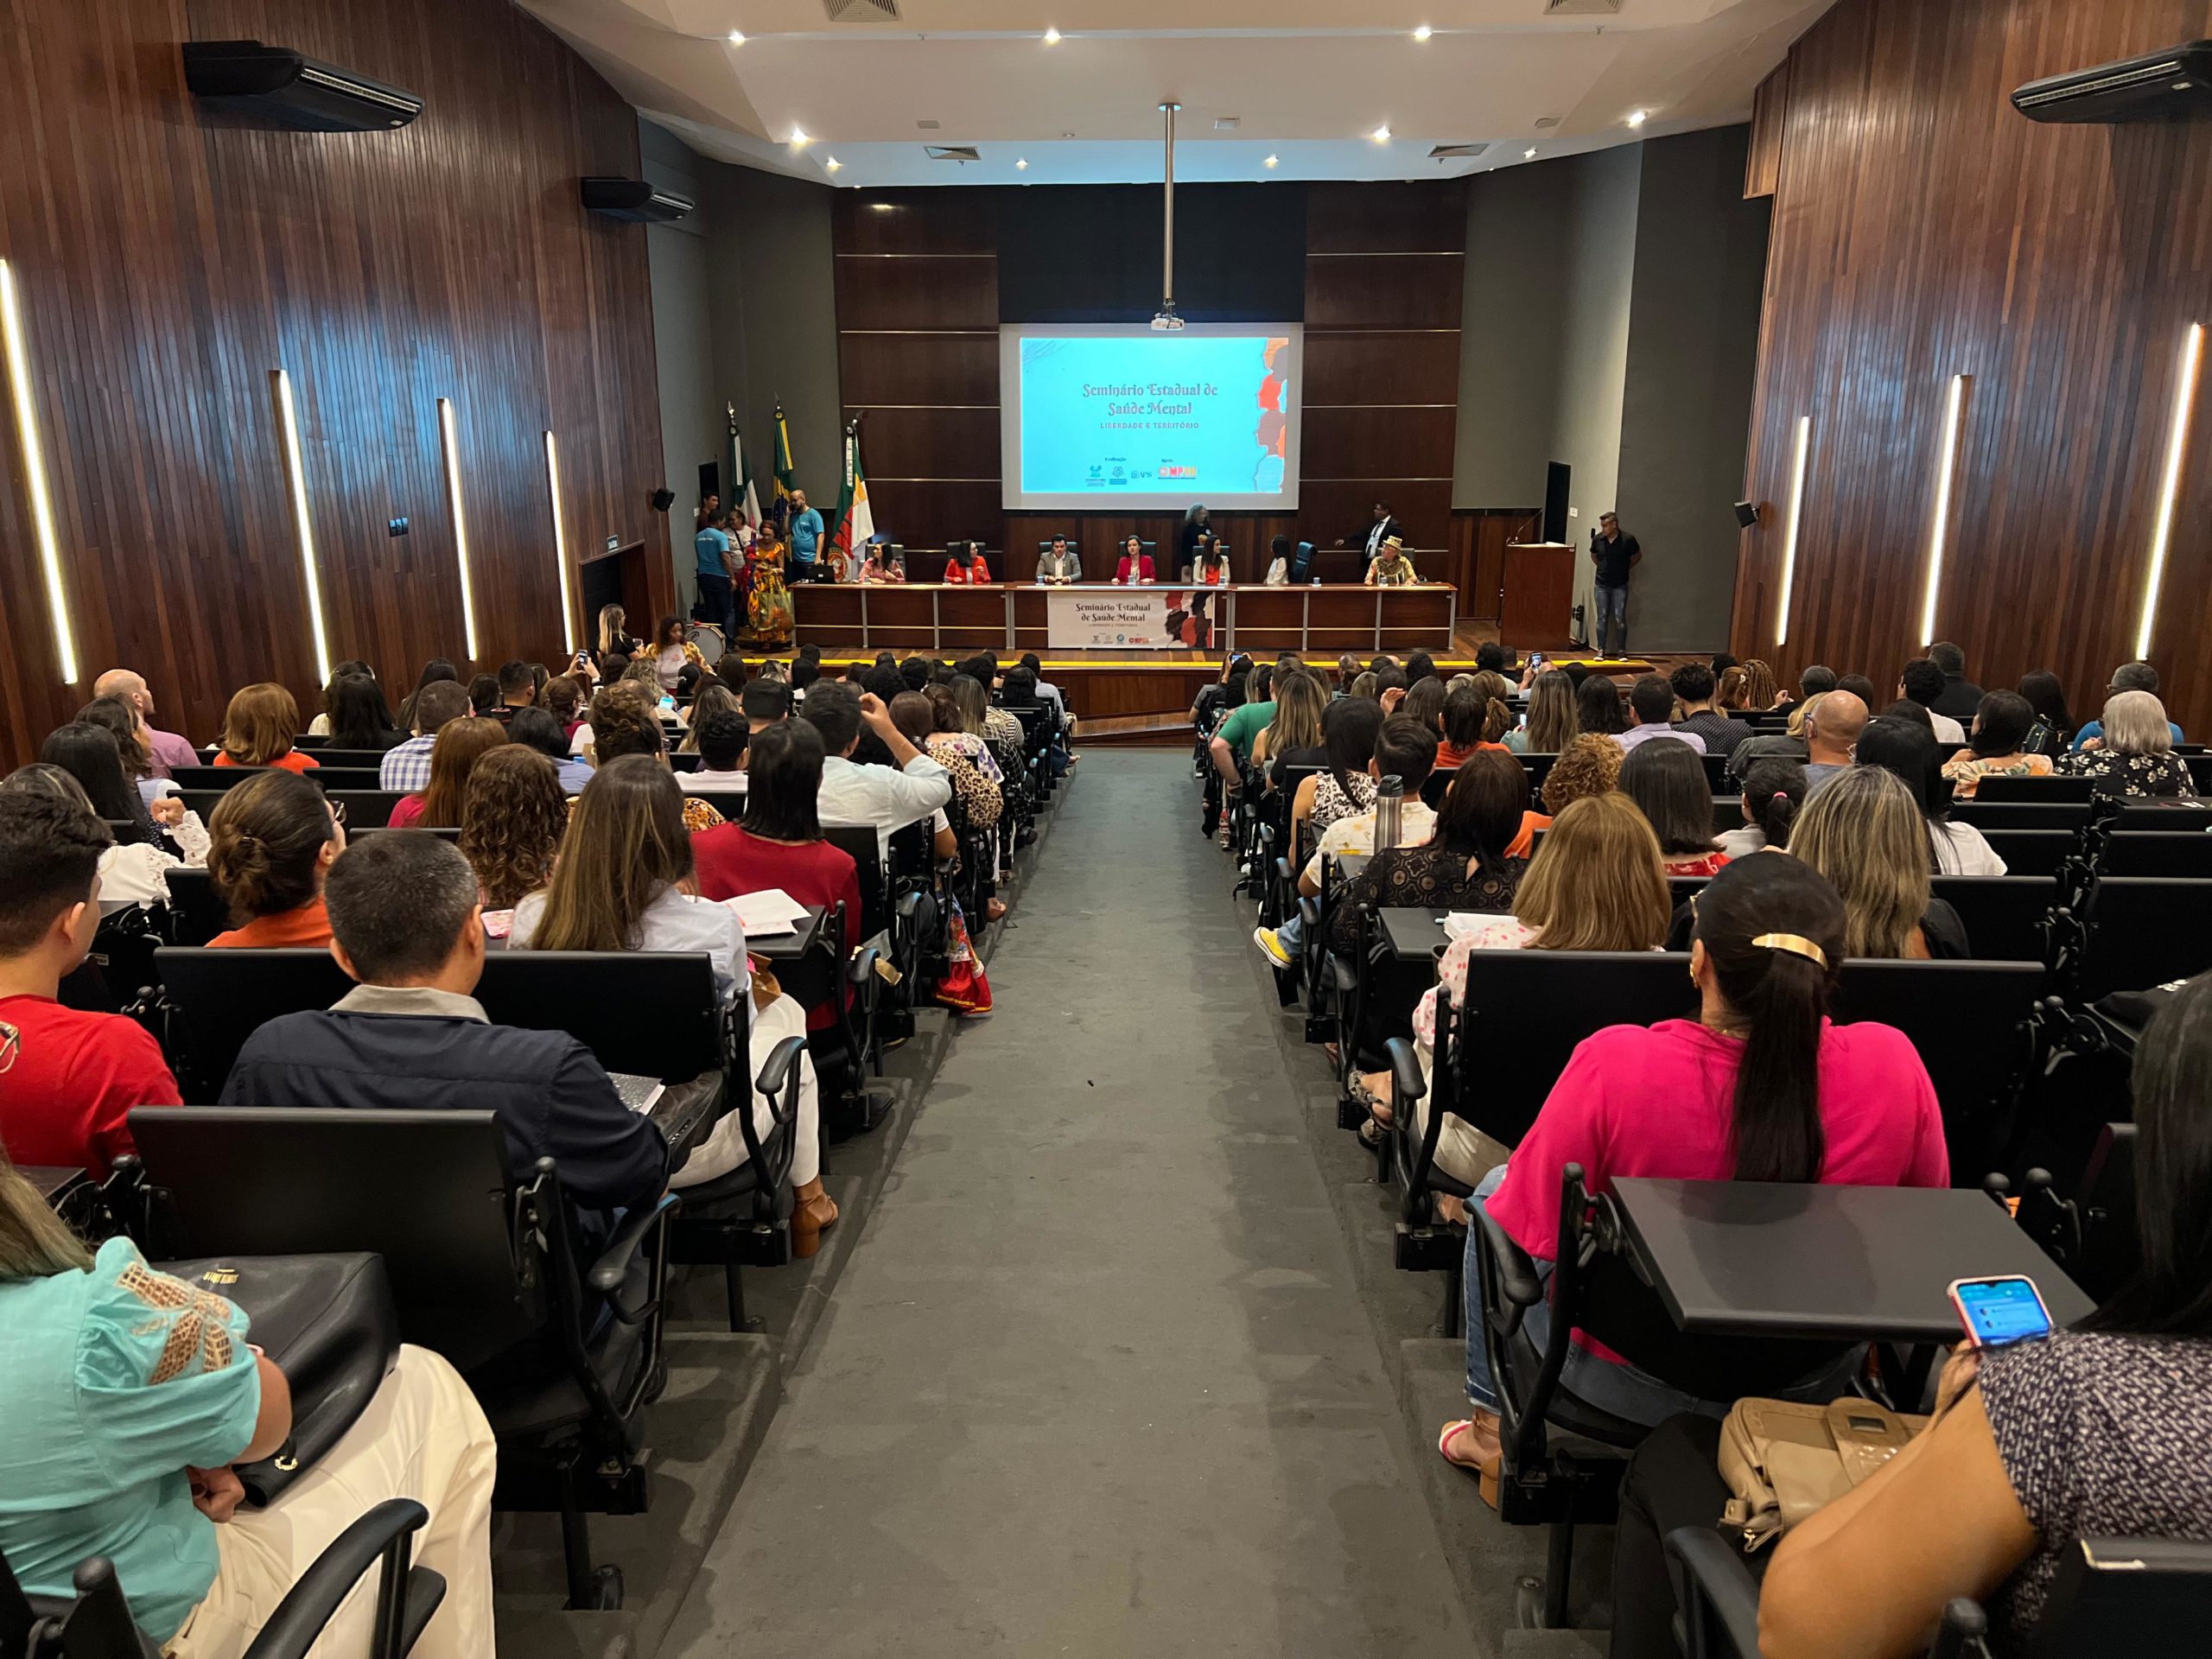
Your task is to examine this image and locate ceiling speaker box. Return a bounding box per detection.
[2012,40,2212,123]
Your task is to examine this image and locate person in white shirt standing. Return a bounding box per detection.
[798,681,950,860]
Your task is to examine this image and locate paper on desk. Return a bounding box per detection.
[723,887,807,937]
[1441,912,1492,940]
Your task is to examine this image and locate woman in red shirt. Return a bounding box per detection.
[1114,535,1156,586]
[1437,854,1946,1480]
[690,721,861,1033]
[212,683,319,772]
[205,770,344,948]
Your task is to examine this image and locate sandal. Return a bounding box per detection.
[1438,1415,1505,1510]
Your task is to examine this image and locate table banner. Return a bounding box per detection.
[1045,588,1222,650]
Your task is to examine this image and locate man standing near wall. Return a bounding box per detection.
[695,509,735,634]
[787,488,825,582]
[1590,512,1640,658]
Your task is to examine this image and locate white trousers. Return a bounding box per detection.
[670,991,822,1190]
[167,1345,497,1659]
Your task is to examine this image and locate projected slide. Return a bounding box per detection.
[999,324,1301,511]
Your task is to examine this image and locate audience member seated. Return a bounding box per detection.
[1835,672,1879,707]
[1785,665,1839,712]
[380,679,473,791]
[1290,696,1384,852]
[1255,669,1328,780]
[1942,690,2055,797]
[1926,639,1986,721]
[5,763,182,918]
[205,770,342,949]
[91,667,198,777]
[513,756,745,1003]
[1717,756,1807,860]
[75,693,180,817]
[388,715,505,828]
[1503,669,1574,756]
[1800,687,1868,793]
[1397,676,1447,748]
[2056,689,2199,800]
[1438,853,1948,1477]
[43,718,206,873]
[1436,683,1510,769]
[1620,738,1729,875]
[646,616,686,692]
[2016,668,2076,757]
[467,673,500,716]
[1255,715,1438,969]
[917,687,1007,868]
[0,794,181,1173]
[211,683,317,772]
[543,672,586,741]
[1730,690,1817,780]
[800,680,952,861]
[587,689,726,831]
[1618,676,1702,755]
[675,680,740,755]
[1328,750,1529,961]
[487,659,537,721]
[508,704,594,793]
[683,710,753,798]
[2072,660,2183,751]
[1741,969,2212,1658]
[1506,731,1623,857]
[0,1153,498,1657]
[1855,716,2007,874]
[1790,764,1969,957]
[458,745,567,919]
[742,676,794,735]
[1897,656,1969,745]
[1576,674,1627,737]
[225,830,667,1230]
[1668,663,1753,759]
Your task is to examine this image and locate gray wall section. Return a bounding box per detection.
[643,120,717,613]
[1454,164,1571,509]
[1616,127,1771,655]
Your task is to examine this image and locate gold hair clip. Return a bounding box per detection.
[1752,932,1828,969]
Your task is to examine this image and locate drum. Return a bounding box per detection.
[684,621,726,665]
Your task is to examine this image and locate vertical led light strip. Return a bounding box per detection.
[271,371,334,687]
[2136,322,2205,661]
[0,258,79,684]
[437,397,480,662]
[1773,414,1812,646]
[543,429,576,647]
[1918,374,1969,645]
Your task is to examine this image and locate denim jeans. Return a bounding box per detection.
[1593,582,1630,656]
[1274,911,1306,953]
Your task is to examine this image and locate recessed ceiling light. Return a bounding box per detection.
[1626,109,1648,128]
[789,127,810,147]
[1524,147,1537,159]
[1412,24,1433,41]
[1042,26,1060,44]
[1371,124,1392,143]
[1015,157,1028,169]
[1264,154,1279,168]
[825,156,842,172]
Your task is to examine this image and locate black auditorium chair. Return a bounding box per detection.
[782,901,887,1140]
[124,1108,675,1612]
[1967,829,2075,877]
[152,868,229,946]
[1928,874,2058,963]
[170,764,384,794]
[2002,1120,2137,1306]
[2076,876,2212,999]
[2103,830,2212,878]
[1974,772,2094,803]
[0,1500,444,1659]
[327,791,413,826]
[1666,1529,2212,1659]
[826,823,925,1046]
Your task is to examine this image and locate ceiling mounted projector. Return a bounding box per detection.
[580,178,696,224]
[182,40,423,131]
[2012,39,2212,123]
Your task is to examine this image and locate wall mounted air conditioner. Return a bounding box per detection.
[183,40,423,131]
[2012,40,2212,123]
[580,178,696,224]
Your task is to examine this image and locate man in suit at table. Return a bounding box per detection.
[1336,499,1404,561]
[1037,536,1083,585]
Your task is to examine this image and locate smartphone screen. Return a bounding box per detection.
[1948,1276,2054,1347]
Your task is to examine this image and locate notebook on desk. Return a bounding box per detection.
[723,887,808,938]
[609,1072,666,1115]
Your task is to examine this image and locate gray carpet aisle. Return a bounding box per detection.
[669,751,1472,1655]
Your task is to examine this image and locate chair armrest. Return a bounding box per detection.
[1473,1205,1544,1308]
[587,1192,680,1295]
[753,1033,808,1107]
[1298,896,1319,929]
[1326,953,1359,995]
[847,944,882,985]
[240,1499,431,1659]
[1383,1038,1426,1109]
[1663,1529,1763,1659]
[894,890,922,919]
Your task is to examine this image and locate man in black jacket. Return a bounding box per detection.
[221,830,667,1224]
[1337,499,1404,561]
[1926,640,1986,721]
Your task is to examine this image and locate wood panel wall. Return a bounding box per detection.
[1732,0,2212,736]
[830,179,1469,586]
[0,0,668,766]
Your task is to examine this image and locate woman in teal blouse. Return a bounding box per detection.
[0,1156,498,1655]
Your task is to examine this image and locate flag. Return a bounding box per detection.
[771,403,796,512]
[726,405,762,535]
[830,420,874,582]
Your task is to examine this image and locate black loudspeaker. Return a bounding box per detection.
[650,487,676,512]
[1543,462,1571,543]
[1733,500,1760,528]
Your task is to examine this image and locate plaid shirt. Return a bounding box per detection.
[379,735,435,791]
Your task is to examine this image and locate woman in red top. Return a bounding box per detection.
[690,721,861,1033]
[1619,736,1731,876]
[212,683,319,772]
[205,770,344,948]
[387,717,506,828]
[1114,534,1156,586]
[1438,854,1946,1478]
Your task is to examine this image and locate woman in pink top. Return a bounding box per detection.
[1439,853,1948,1478]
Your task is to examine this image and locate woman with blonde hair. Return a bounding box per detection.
[1789,764,1969,958]
[1253,666,1326,776]
[2057,689,2198,800]
[597,601,639,660]
[459,745,567,913]
[677,678,742,755]
[388,716,505,829]
[1506,730,1622,856]
[213,683,317,771]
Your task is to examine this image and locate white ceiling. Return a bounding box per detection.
[518,0,1838,187]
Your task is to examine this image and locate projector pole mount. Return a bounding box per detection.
[1155,101,1184,331]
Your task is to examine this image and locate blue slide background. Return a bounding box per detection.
[1018,334,1289,499]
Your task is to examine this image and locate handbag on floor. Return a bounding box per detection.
[162,1252,401,1507]
[1717,1396,1926,1554]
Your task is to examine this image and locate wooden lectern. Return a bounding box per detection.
[1499,542,1576,651]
